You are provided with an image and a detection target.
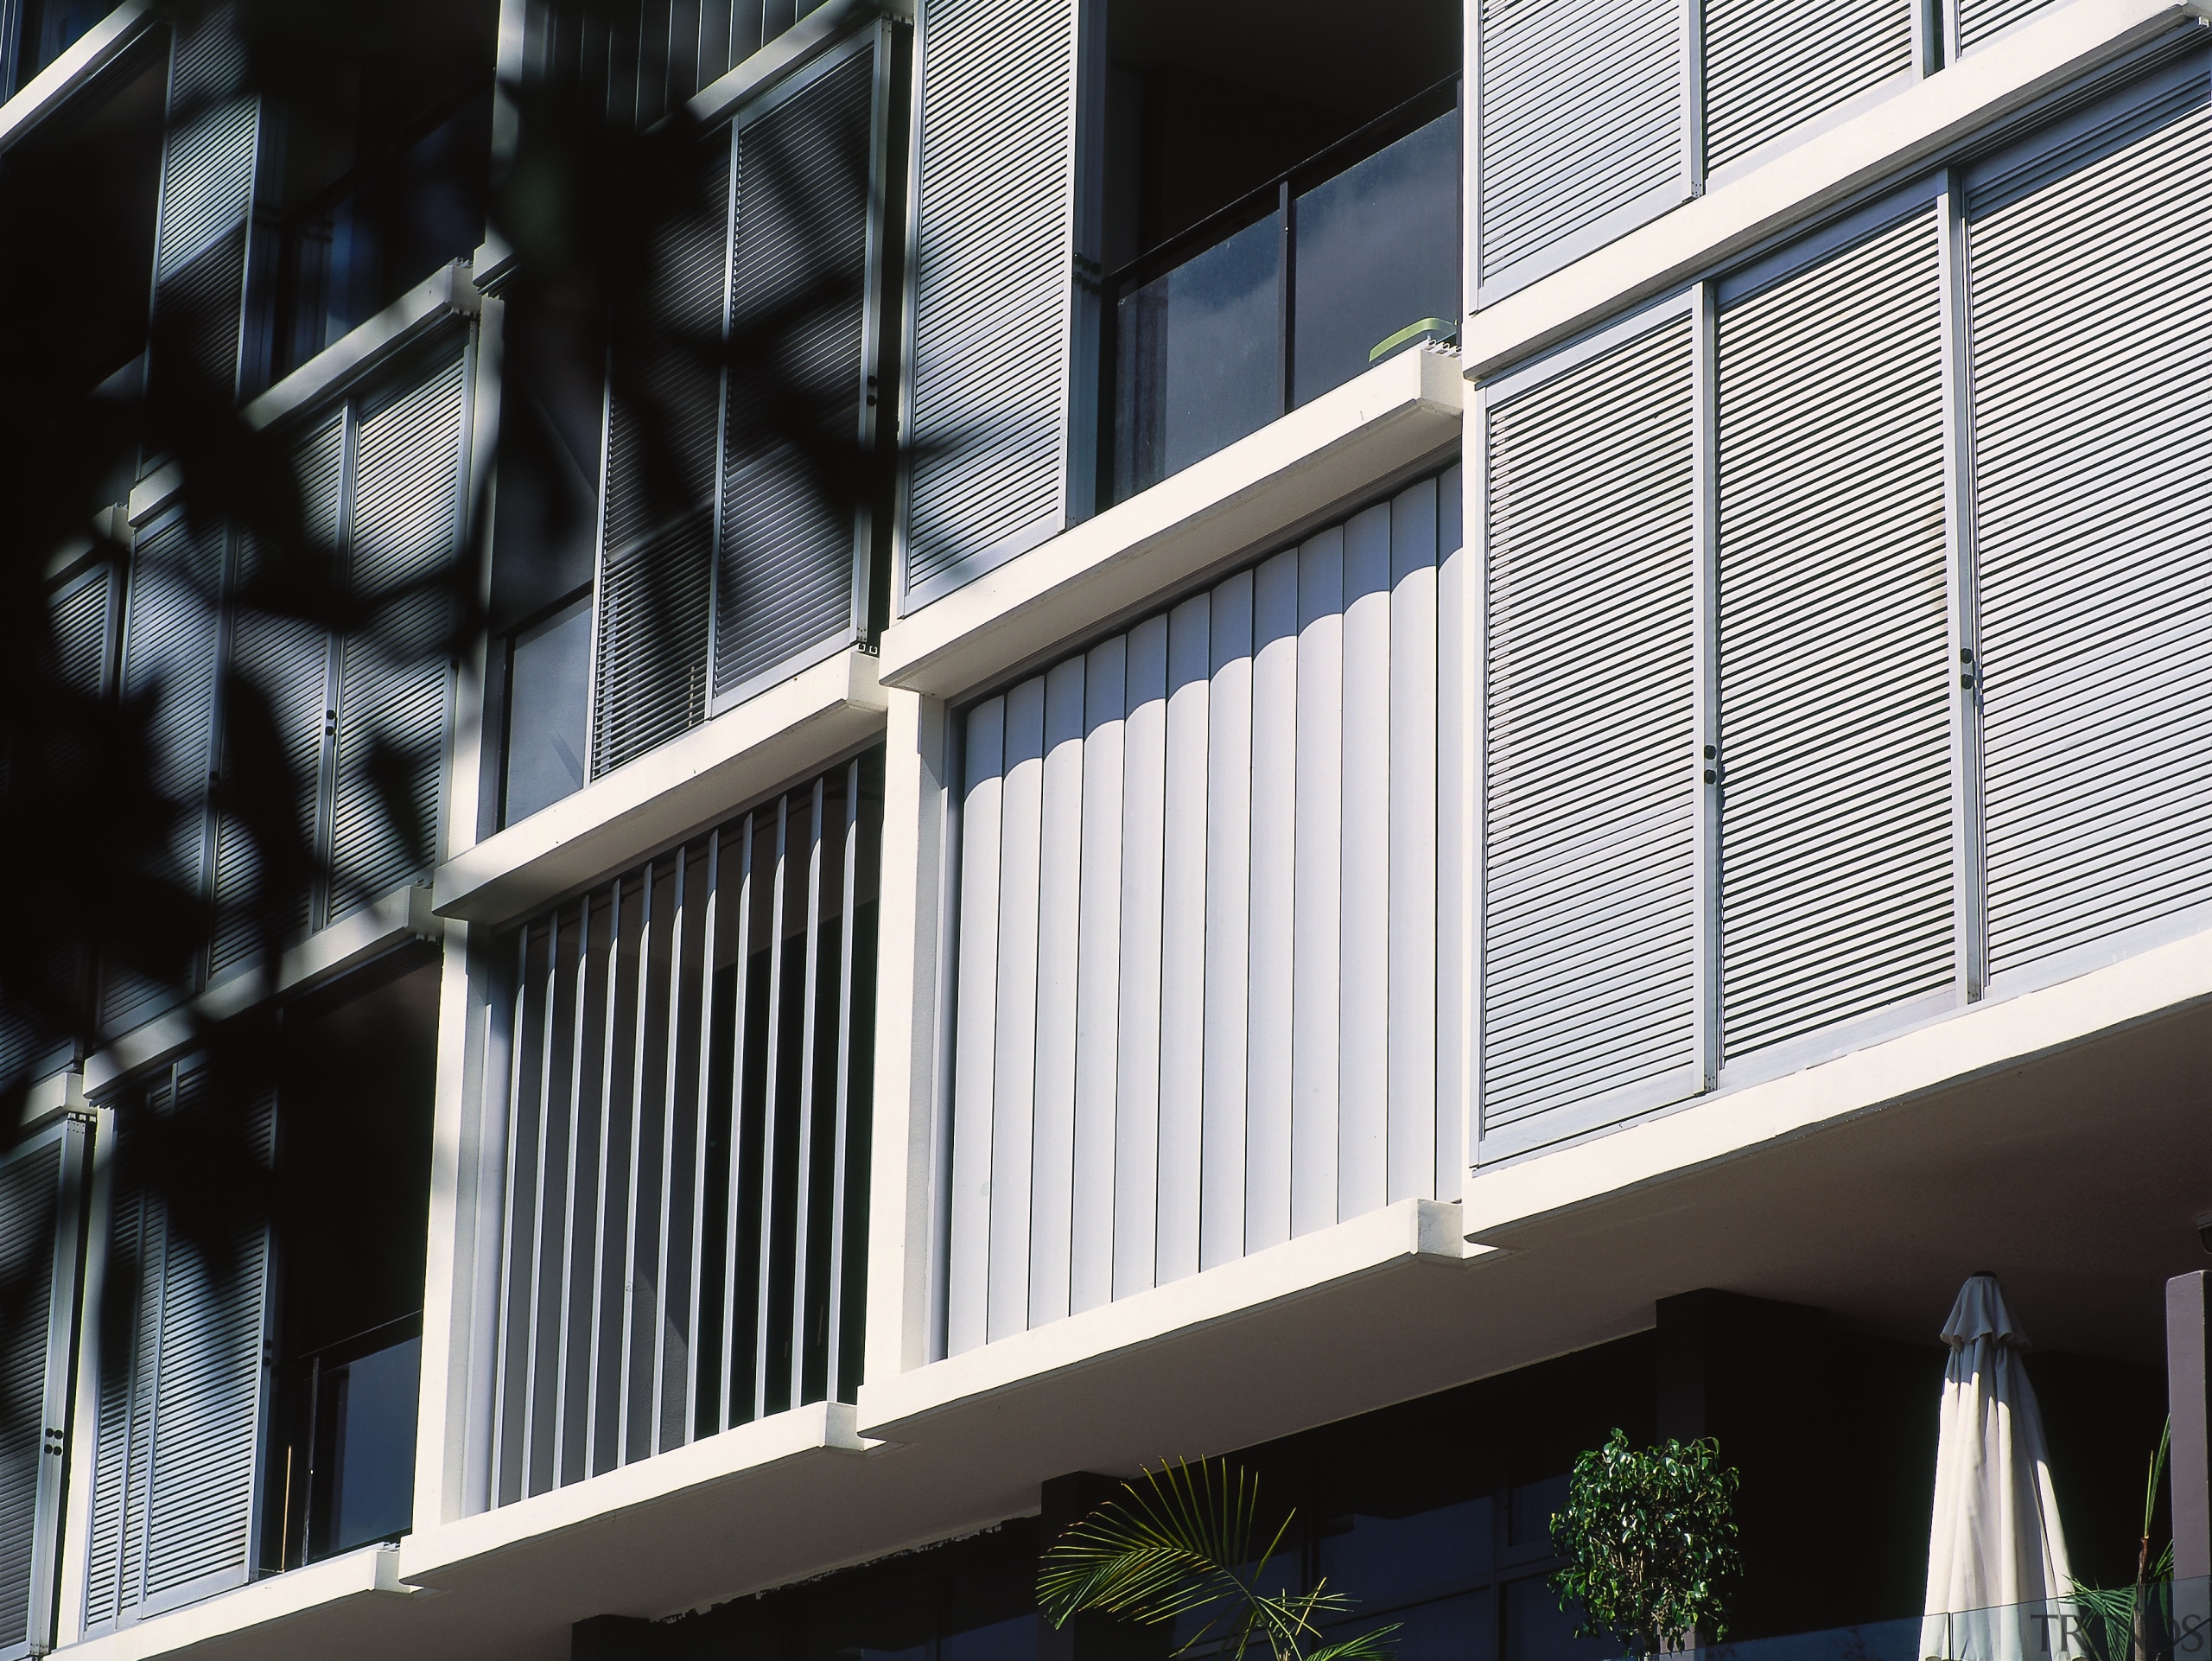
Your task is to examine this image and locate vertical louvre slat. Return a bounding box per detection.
[785,786,823,1410]
[940,472,1452,1339]
[1244,550,1299,1254]
[946,701,1001,1356]
[1481,317,1700,1148]
[1291,531,1343,1238]
[1111,616,1167,1300]
[1703,0,1910,172]
[1338,506,1392,1221]
[715,817,755,1430]
[331,350,467,921]
[1198,572,1252,1271]
[1155,595,1210,1287]
[901,0,1082,601]
[715,45,875,701]
[1028,659,1086,1326]
[987,683,1044,1340]
[754,804,796,1416]
[1476,0,1683,292]
[1969,78,2212,978]
[1068,640,1124,1315]
[1717,210,1955,1057]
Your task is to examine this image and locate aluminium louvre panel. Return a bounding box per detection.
[1477,0,1685,290]
[1480,317,1701,1136]
[1702,0,1911,172]
[899,0,1081,602]
[941,471,1454,1353]
[488,759,878,1507]
[1715,207,1957,1057]
[1969,82,2212,982]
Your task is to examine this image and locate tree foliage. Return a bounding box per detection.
[1548,1429,1741,1661]
[0,0,883,1442]
[1038,1459,1396,1661]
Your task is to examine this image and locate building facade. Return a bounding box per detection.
[3,0,2211,1654]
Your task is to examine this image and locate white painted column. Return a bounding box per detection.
[864,689,954,1380]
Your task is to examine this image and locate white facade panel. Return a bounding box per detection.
[941,473,1457,1351]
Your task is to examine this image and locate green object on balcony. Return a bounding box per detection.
[1369,316,1457,361]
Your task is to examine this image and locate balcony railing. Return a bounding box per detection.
[1104,78,1461,504]
[267,1315,423,1570]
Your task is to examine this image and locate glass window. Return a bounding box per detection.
[505,593,594,824]
[14,0,111,91]
[261,954,439,1571]
[1319,1495,1495,1610]
[1113,207,1284,499]
[1508,1475,1570,1554]
[1503,1575,1612,1661]
[1291,105,1460,407]
[1332,1589,1498,1661]
[321,1333,423,1553]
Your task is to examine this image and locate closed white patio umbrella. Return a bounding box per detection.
[1921,1274,2075,1661]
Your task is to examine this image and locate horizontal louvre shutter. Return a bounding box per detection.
[593,140,728,770]
[1717,209,1955,1058]
[1481,317,1700,1148]
[1476,0,1684,293]
[0,1124,82,1658]
[81,1149,152,1631]
[1958,0,2056,54]
[138,1069,271,1612]
[1703,0,1910,171]
[150,19,257,404]
[593,515,714,775]
[83,1068,272,1630]
[104,519,226,1033]
[329,354,466,921]
[50,565,116,698]
[901,0,1081,601]
[3,569,116,1082]
[715,45,874,703]
[1969,75,2212,978]
[211,416,343,975]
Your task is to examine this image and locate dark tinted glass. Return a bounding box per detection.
[1114,207,1282,499]
[1331,1589,1497,1661]
[505,594,594,824]
[16,0,110,86]
[1319,1494,1494,1608]
[327,1335,423,1551]
[1503,1575,1611,1661]
[1507,1474,1568,1551]
[1291,105,1459,406]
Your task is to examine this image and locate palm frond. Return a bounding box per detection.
[1304,1625,1402,1661]
[1039,1461,1292,1635]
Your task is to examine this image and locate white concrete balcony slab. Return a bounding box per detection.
[879,345,1465,700]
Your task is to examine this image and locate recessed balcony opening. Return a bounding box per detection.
[1098,0,1461,504]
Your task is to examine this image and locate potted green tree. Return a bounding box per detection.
[1549,1429,1743,1661]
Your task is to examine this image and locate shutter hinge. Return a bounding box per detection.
[42,1426,66,1455]
[1701,742,1719,786]
[1959,646,1978,692]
